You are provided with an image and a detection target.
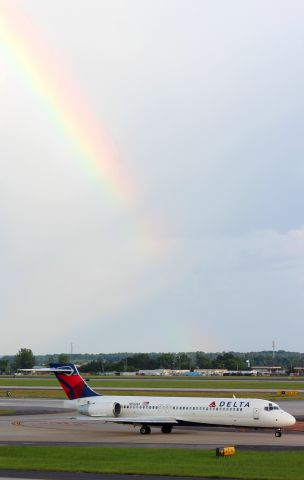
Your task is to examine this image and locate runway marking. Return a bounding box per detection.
[12,420,79,430]
[11,420,21,426]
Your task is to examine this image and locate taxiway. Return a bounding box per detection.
[0,399,303,450]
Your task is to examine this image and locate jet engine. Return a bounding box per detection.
[79,401,121,417]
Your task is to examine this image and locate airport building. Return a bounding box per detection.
[252,366,286,376]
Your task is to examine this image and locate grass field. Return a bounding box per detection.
[0,375,303,402]
[0,377,303,390]
[0,446,303,479]
[1,388,303,401]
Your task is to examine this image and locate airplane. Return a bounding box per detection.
[21,363,296,437]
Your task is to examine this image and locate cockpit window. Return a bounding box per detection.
[264,404,279,411]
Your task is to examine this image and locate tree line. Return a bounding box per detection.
[77,352,248,373]
[1,348,304,374]
[0,349,70,374]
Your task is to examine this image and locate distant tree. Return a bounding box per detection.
[47,355,56,365]
[178,353,192,370]
[14,348,35,370]
[58,353,70,364]
[158,353,176,369]
[195,352,212,369]
[213,353,246,371]
[0,357,10,374]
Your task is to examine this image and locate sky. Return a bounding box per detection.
[1,0,304,355]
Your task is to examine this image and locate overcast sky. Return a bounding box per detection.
[1,0,304,355]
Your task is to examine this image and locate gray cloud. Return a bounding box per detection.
[1,0,304,354]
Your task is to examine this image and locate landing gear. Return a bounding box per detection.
[275,428,282,437]
[161,425,172,434]
[140,425,151,435]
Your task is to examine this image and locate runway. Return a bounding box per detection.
[0,399,303,450]
[1,386,304,393]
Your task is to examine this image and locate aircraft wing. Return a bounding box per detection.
[73,416,178,425]
[104,416,178,424]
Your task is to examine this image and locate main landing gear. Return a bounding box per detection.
[139,425,173,434]
[140,425,151,435]
[275,428,282,437]
[161,425,173,434]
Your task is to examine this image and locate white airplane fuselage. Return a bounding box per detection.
[20,364,296,436]
[70,395,295,430]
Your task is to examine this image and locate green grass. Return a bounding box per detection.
[86,390,304,402]
[0,379,59,387]
[0,389,65,399]
[0,377,303,390]
[0,387,304,402]
[0,409,16,415]
[90,379,304,389]
[0,446,303,479]
[1,375,303,402]
[1,388,303,401]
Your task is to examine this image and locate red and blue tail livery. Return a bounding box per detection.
[49,363,99,400]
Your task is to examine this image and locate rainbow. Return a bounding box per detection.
[0,2,136,208]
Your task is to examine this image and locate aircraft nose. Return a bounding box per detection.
[287,413,296,426]
[276,411,296,427]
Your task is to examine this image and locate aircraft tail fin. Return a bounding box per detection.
[49,363,100,400]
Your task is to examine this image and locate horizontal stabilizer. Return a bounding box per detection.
[20,364,100,400]
[19,367,74,373]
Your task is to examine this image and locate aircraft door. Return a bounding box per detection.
[253,408,260,420]
[158,404,170,414]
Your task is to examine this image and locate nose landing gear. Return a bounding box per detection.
[275,428,282,437]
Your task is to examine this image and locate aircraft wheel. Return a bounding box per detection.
[140,425,151,435]
[275,429,282,437]
[161,425,172,434]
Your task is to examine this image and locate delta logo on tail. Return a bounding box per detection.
[50,363,99,400]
